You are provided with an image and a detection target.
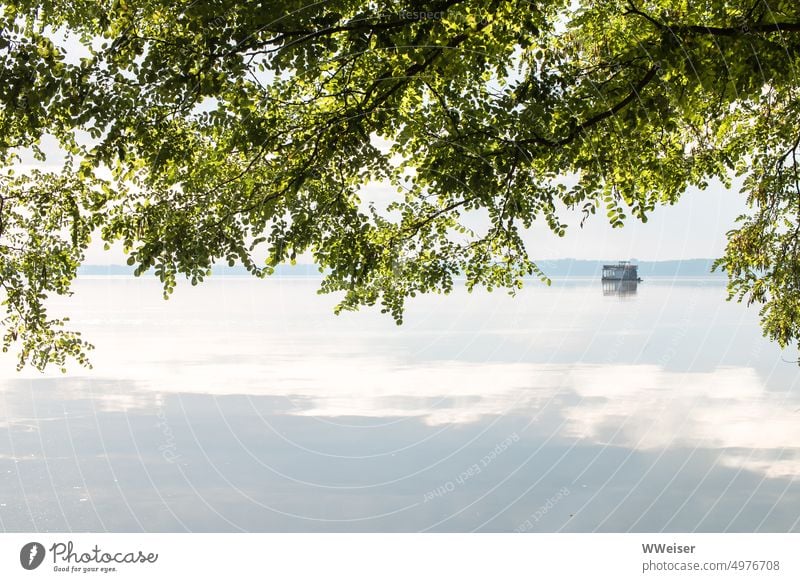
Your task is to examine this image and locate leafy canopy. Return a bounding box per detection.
[1,0,800,369]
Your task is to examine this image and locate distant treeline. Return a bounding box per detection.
[78,259,723,278]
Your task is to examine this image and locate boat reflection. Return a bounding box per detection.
[602,279,638,297]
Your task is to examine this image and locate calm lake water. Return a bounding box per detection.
[1,276,799,532]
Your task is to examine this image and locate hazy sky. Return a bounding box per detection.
[19,133,746,264]
[357,178,746,263]
[80,178,744,264]
[529,179,746,261]
[19,31,748,266]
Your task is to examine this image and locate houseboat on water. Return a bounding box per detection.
[601,261,641,282]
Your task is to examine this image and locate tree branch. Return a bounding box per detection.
[518,65,659,148]
[625,2,800,36]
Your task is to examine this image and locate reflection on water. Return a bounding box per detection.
[1,276,799,532]
[602,280,638,297]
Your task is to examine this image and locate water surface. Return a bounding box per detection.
[1,276,799,532]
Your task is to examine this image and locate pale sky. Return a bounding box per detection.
[17,29,749,265]
[18,133,746,264]
[82,179,744,264]
[353,178,745,263]
[520,179,746,261]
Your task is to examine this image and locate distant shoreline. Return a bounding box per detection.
[77,259,726,279]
